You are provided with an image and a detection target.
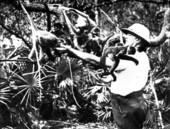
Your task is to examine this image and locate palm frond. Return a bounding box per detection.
[97,92,109,103]
[54,56,84,85]
[0,86,11,108]
[94,105,112,121]
[12,72,41,106]
[84,86,102,98]
[83,85,109,97]
[59,77,73,90]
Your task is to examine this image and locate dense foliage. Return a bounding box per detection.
[0,0,170,128]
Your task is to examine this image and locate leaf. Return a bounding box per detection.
[12,72,41,106]
[0,86,10,108]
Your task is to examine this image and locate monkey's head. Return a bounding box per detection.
[57,38,66,46]
[91,27,100,37]
[105,35,126,47]
[127,46,136,54]
[54,22,63,30]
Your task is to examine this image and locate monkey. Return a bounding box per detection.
[51,22,67,39]
[81,27,103,56]
[20,3,62,62]
[60,7,97,50]
[61,9,87,50]
[100,45,138,81]
[83,39,102,56]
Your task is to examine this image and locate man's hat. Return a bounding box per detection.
[121,23,150,45]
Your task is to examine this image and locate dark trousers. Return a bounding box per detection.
[110,90,147,129]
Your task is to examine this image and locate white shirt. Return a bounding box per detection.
[110,51,150,96]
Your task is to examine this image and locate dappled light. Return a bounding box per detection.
[0,0,170,129]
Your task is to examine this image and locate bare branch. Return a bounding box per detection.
[95,0,169,8]
[10,2,170,49]
[150,8,170,47]
[15,2,62,15]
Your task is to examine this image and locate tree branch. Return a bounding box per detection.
[95,0,168,8]
[6,1,170,48]
[150,8,170,47]
[14,2,62,15]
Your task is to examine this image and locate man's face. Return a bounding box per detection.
[125,33,139,47]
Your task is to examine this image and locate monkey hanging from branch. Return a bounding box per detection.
[20,3,63,62]
[59,6,98,50]
[100,44,138,81]
[60,8,87,50]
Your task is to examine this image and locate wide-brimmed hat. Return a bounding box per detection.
[121,23,150,45]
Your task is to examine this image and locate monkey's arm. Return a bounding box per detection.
[73,36,83,50]
[100,46,127,67]
[69,8,97,27]
[108,54,139,80]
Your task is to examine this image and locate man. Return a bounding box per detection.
[57,23,151,129]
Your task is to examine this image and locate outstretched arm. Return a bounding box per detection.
[56,45,114,68]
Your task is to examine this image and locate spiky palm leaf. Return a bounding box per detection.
[83,85,110,103]
[0,58,11,108]
[0,86,11,108]
[83,68,110,104]
[43,56,85,109]
[95,105,112,121]
[82,68,113,121]
[54,56,84,90]
[12,71,42,106]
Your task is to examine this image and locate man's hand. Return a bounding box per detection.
[55,44,71,53]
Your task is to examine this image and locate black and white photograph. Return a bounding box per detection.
[0,0,170,128]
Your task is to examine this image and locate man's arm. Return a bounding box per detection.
[56,45,114,68]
